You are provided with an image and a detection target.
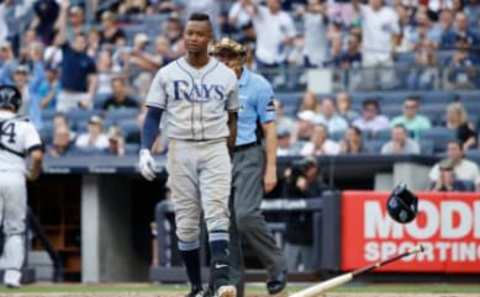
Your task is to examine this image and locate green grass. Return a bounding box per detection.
[0,283,479,294]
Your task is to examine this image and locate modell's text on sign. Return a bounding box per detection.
[341,191,480,273]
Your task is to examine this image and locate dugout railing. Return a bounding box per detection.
[150,192,341,283]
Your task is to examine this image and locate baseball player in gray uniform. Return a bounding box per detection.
[138,13,239,297]
[0,85,44,288]
[210,38,287,297]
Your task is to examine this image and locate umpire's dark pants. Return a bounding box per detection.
[229,144,286,294]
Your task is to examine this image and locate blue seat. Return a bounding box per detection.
[125,143,140,155]
[41,109,58,121]
[350,92,383,103]
[420,103,446,125]
[421,91,455,103]
[380,104,402,118]
[282,103,298,117]
[455,91,480,101]
[105,108,139,123]
[39,123,54,145]
[67,109,102,123]
[420,127,456,153]
[118,120,139,139]
[93,93,112,109]
[275,92,303,105]
[465,149,480,160]
[364,140,386,154]
[75,118,114,133]
[395,53,415,66]
[437,50,455,64]
[330,130,345,141]
[67,147,108,157]
[420,139,434,155]
[371,129,391,141]
[462,101,480,115]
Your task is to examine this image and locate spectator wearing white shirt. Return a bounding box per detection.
[228,0,254,30]
[75,115,109,150]
[355,0,400,67]
[336,91,359,123]
[247,0,297,66]
[277,127,293,156]
[428,0,454,16]
[353,99,390,135]
[301,124,341,156]
[273,99,295,135]
[302,0,329,67]
[314,97,348,134]
[429,141,480,190]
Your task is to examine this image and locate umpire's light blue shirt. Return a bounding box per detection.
[236,68,276,146]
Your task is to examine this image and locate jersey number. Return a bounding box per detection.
[0,122,16,144]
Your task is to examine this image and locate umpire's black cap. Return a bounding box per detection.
[387,183,419,224]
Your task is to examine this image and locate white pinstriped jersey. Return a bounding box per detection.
[0,111,42,173]
[145,57,239,140]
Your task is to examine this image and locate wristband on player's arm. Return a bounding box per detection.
[141,106,164,150]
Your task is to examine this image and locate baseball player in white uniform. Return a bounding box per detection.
[138,13,239,297]
[0,85,44,288]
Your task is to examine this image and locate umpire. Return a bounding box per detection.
[211,38,287,296]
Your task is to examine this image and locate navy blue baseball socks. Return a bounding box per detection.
[179,240,203,297]
[209,231,237,297]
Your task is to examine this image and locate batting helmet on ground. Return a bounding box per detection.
[387,183,419,224]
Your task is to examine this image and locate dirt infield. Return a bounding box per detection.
[2,293,479,297]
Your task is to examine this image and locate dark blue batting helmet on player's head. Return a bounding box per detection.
[0,85,22,112]
[387,183,419,224]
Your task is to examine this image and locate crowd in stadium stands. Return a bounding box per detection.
[0,0,480,182]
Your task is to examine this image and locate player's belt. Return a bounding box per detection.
[234,142,259,152]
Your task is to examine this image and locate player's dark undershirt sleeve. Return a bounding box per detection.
[141,106,163,150]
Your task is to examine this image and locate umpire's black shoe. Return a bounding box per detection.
[266,270,287,295]
[186,286,205,297]
[202,284,214,297]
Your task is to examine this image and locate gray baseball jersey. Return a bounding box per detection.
[145,57,239,141]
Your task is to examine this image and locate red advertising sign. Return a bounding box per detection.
[341,191,480,273]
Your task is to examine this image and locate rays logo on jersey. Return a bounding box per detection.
[173,80,226,102]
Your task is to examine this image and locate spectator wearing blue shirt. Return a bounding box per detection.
[465,0,480,28]
[324,34,362,70]
[408,10,442,46]
[441,12,479,49]
[407,39,439,90]
[430,9,455,42]
[35,65,61,111]
[314,97,348,134]
[446,36,478,90]
[53,0,97,113]
[0,41,18,85]
[338,34,362,69]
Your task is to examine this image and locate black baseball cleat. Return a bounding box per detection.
[185,286,205,297]
[266,270,287,295]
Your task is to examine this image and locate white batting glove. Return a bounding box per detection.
[138,149,157,181]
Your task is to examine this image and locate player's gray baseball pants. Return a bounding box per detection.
[0,171,26,278]
[166,138,231,242]
[229,144,286,284]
